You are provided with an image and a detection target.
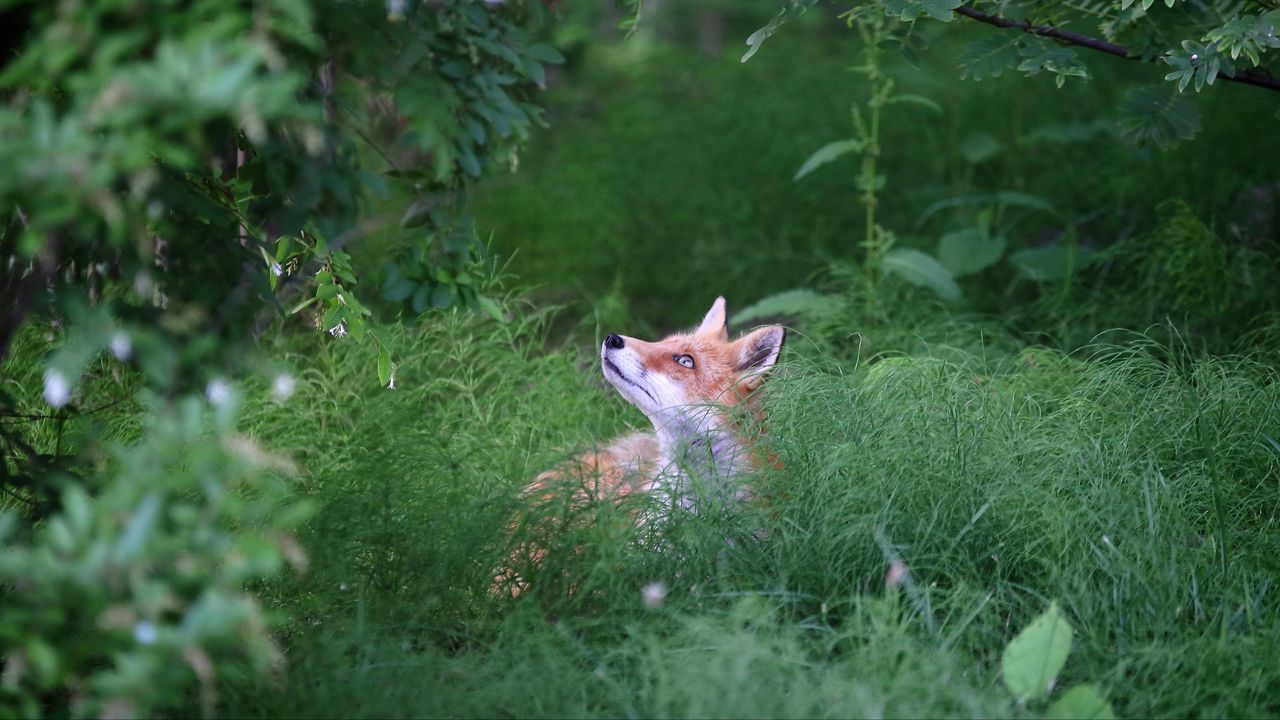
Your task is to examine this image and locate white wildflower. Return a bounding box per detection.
[206,378,231,407]
[43,369,70,408]
[329,321,347,338]
[272,373,296,402]
[386,370,397,390]
[110,331,132,361]
[642,581,668,608]
[134,621,157,645]
[271,262,283,277]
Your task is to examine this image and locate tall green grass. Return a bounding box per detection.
[222,300,1280,718]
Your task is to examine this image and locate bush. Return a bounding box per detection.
[0,397,309,718]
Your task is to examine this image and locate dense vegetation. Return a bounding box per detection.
[3,1,1279,717]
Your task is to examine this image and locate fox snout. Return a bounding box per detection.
[604,333,624,350]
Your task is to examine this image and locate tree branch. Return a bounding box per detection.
[956,6,1280,93]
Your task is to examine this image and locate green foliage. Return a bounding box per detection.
[1118,84,1203,147]
[1000,603,1115,715]
[937,225,1005,277]
[200,302,1280,718]
[730,289,844,326]
[0,398,309,718]
[751,0,1280,144]
[793,138,864,181]
[1001,602,1073,702]
[880,0,962,22]
[0,0,561,713]
[957,35,1022,80]
[1047,686,1116,720]
[742,0,821,62]
[882,248,962,301]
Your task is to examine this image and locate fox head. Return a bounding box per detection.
[600,297,786,426]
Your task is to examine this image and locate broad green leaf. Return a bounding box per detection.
[1011,244,1090,282]
[881,249,961,302]
[959,132,1002,164]
[915,191,1058,229]
[1047,685,1116,720]
[992,191,1058,214]
[1002,602,1073,702]
[382,272,416,303]
[937,228,1006,276]
[376,349,392,387]
[885,94,942,113]
[322,304,346,331]
[475,294,506,323]
[730,289,844,326]
[794,139,863,181]
[411,285,431,313]
[430,284,456,308]
[525,43,565,64]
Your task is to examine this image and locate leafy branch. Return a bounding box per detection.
[956,6,1280,92]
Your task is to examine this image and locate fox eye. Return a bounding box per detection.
[673,354,695,370]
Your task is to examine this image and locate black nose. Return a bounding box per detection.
[605,333,624,350]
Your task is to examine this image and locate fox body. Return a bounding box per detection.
[496,297,785,595]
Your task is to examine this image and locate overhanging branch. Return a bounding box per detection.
[955,6,1280,93]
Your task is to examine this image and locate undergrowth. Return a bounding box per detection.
[218,299,1280,718]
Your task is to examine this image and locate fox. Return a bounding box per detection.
[494,296,786,597]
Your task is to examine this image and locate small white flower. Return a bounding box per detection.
[386,370,397,390]
[43,369,70,408]
[642,581,668,608]
[271,262,283,277]
[1190,53,1199,62]
[110,331,132,361]
[339,583,349,592]
[329,322,347,338]
[134,621,157,645]
[206,378,231,407]
[272,373,296,402]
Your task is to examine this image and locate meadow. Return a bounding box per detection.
[222,19,1279,718]
[3,3,1279,718]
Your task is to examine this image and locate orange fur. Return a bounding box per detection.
[493,298,785,597]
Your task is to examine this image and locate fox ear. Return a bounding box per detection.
[734,325,786,390]
[697,296,728,339]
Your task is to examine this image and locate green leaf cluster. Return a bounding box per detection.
[0,400,310,718]
[0,1,559,711]
[753,0,1280,145]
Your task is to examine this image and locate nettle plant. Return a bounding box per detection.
[0,0,561,714]
[736,0,1277,311]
